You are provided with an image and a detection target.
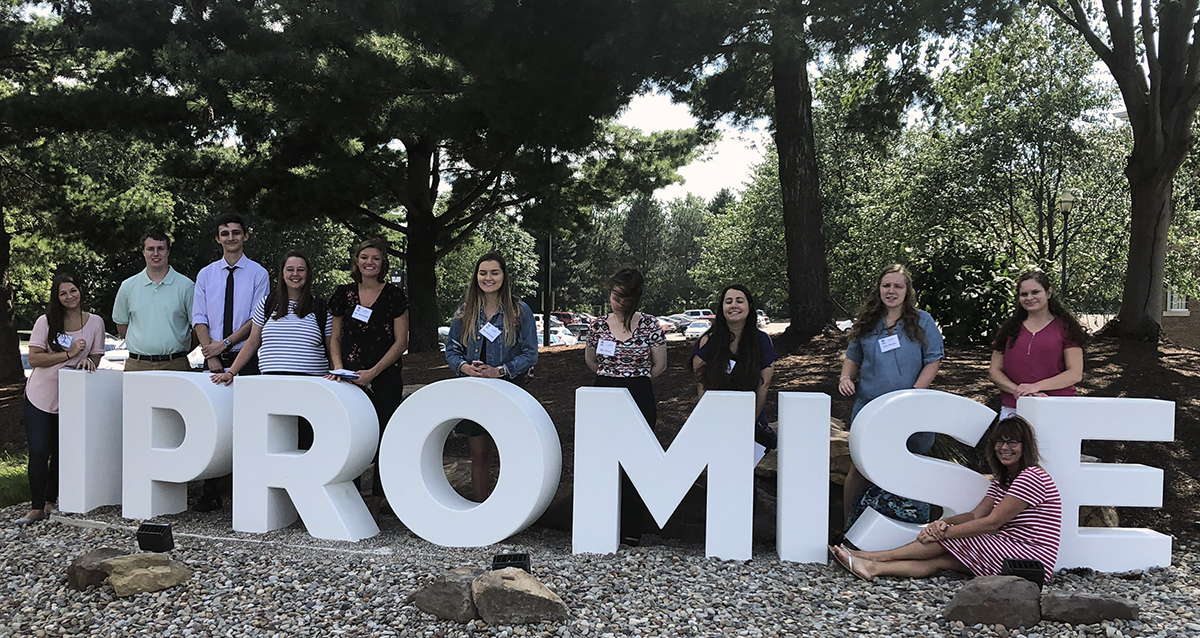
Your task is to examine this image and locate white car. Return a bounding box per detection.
[540,326,577,346]
[99,337,128,371]
[684,320,711,339]
[756,309,770,329]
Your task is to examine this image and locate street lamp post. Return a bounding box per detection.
[1056,190,1078,297]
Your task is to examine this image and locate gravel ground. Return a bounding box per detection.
[2,504,1198,638]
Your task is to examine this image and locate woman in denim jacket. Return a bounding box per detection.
[444,251,538,501]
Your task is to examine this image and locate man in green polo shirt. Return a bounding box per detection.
[113,229,196,372]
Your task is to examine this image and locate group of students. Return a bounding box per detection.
[21,234,1079,584]
[830,264,1080,584]
[18,216,411,525]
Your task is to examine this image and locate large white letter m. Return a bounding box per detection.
[572,388,756,559]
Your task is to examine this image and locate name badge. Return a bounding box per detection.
[57,334,74,349]
[727,359,736,374]
[596,340,617,357]
[878,334,901,353]
[351,305,373,322]
[480,322,502,342]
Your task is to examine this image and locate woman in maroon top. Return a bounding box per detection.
[989,272,1088,420]
[326,238,410,521]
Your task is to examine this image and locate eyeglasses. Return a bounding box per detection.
[995,439,1023,449]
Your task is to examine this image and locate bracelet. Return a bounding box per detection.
[840,375,851,381]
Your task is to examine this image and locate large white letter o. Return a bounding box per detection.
[379,378,560,546]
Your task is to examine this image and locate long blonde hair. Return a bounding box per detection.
[456,251,521,347]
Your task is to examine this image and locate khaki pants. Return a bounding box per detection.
[123,357,192,372]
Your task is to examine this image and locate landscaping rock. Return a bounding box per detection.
[472,567,569,625]
[101,552,193,597]
[944,575,1041,628]
[67,548,129,591]
[410,567,485,622]
[1041,591,1139,624]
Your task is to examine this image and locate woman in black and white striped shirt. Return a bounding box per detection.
[212,251,332,384]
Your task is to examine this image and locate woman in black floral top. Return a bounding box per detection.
[326,238,409,522]
[584,267,666,545]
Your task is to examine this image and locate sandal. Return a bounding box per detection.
[829,544,870,582]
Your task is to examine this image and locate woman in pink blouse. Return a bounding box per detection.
[17,274,105,525]
[989,272,1089,419]
[584,267,666,545]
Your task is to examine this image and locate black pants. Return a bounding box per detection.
[354,366,403,498]
[594,375,659,540]
[23,397,58,510]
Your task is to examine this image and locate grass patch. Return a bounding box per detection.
[0,452,30,508]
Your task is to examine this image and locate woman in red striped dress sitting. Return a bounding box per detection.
[830,416,1061,583]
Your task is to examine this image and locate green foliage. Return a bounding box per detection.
[693,150,787,314]
[0,452,30,508]
[907,236,1019,345]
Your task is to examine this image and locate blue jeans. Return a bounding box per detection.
[23,396,59,510]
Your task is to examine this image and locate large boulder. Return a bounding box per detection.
[1041,592,1139,624]
[944,576,1041,628]
[100,553,193,597]
[472,567,569,625]
[68,548,130,591]
[410,568,485,623]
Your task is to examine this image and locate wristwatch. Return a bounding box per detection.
[222,338,232,350]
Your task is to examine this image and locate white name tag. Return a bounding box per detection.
[727,359,736,374]
[878,334,901,353]
[596,340,617,357]
[480,322,502,342]
[57,334,74,349]
[351,305,373,323]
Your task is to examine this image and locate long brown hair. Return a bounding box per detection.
[992,271,1089,351]
[456,252,522,347]
[846,264,926,346]
[272,251,315,320]
[607,268,645,332]
[46,273,81,353]
[985,415,1042,489]
[698,284,766,392]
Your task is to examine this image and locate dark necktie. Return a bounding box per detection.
[223,265,238,339]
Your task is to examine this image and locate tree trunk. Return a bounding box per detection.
[0,205,24,383]
[402,137,442,354]
[770,37,830,354]
[1116,162,1174,341]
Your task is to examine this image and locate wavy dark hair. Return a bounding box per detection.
[985,415,1042,489]
[607,268,645,332]
[46,273,82,353]
[272,251,315,320]
[992,271,1089,352]
[846,264,926,346]
[350,237,390,284]
[456,251,522,347]
[698,284,766,392]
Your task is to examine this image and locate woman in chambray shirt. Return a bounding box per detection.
[838,264,944,530]
[444,252,538,501]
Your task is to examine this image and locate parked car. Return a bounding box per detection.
[99,336,128,371]
[684,319,711,339]
[656,316,677,333]
[756,309,770,329]
[550,311,579,327]
[539,326,578,347]
[20,344,31,379]
[684,308,716,320]
[666,314,693,332]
